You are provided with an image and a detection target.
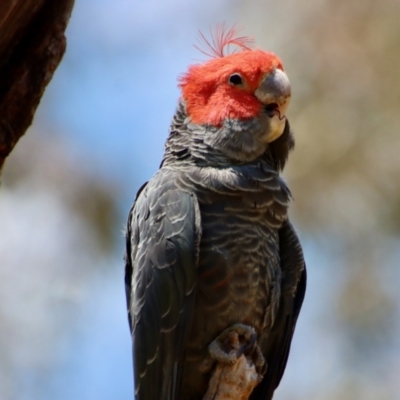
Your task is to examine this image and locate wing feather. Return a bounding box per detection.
[125,172,201,400]
[251,219,306,400]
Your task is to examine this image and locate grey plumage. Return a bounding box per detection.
[125,100,306,400]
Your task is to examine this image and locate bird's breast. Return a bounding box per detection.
[193,203,281,343]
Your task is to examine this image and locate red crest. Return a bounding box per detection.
[194,23,254,58]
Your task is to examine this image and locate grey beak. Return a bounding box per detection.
[254,69,291,110]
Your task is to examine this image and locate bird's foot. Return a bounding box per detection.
[208,323,266,376]
[202,324,266,400]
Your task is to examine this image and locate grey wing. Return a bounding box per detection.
[124,177,202,400]
[125,182,147,330]
[251,219,306,400]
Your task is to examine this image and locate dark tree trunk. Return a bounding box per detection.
[0,0,75,172]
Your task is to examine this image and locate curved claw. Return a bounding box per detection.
[242,331,257,356]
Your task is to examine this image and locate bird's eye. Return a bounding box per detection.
[228,73,243,86]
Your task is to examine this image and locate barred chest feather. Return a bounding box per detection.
[162,160,291,361]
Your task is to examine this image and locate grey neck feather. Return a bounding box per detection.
[162,101,293,171]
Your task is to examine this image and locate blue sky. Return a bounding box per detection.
[36,0,238,186]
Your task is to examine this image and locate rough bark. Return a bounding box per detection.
[0,0,75,172]
[203,354,261,400]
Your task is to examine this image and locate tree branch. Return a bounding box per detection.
[0,0,75,172]
[203,354,261,400]
[202,324,265,400]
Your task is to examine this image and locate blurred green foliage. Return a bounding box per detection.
[2,130,121,257]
